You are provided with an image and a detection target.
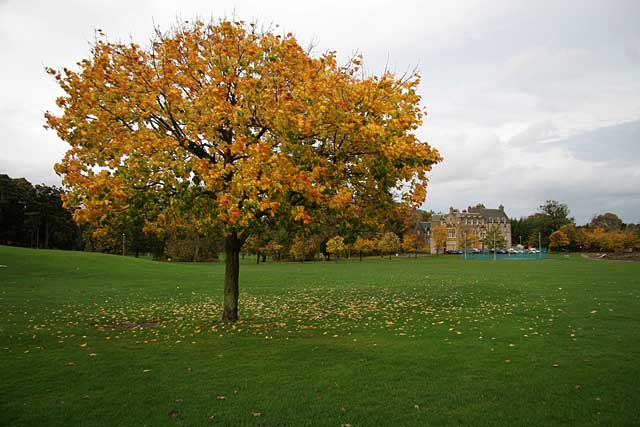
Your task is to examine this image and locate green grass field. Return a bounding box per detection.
[1,245,640,426]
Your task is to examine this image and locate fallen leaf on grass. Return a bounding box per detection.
[167,410,179,419]
[216,395,226,400]
[67,361,76,366]
[251,412,263,417]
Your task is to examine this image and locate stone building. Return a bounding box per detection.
[416,204,512,254]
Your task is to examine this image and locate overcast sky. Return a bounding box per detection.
[1,0,639,224]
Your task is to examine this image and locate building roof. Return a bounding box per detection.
[477,208,509,220]
[467,204,509,220]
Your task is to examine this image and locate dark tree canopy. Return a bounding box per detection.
[0,174,78,249]
[511,200,574,247]
[590,212,623,231]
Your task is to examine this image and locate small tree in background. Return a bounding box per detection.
[431,224,447,254]
[402,233,418,257]
[481,225,507,250]
[326,236,346,262]
[262,240,284,261]
[457,228,478,251]
[289,233,320,262]
[352,236,375,261]
[289,234,307,262]
[378,232,401,259]
[549,230,570,252]
[558,224,579,250]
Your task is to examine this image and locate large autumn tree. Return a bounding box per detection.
[45,19,441,321]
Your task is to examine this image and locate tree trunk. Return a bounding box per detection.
[44,219,50,249]
[256,251,260,264]
[193,239,200,262]
[223,233,241,322]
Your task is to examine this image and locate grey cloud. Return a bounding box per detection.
[554,119,640,164]
[626,42,640,64]
[508,121,557,147]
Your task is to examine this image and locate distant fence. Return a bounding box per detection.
[460,249,548,260]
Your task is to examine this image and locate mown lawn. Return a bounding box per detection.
[1,245,639,426]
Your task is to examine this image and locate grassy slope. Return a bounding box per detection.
[1,246,639,426]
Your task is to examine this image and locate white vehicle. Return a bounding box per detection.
[527,248,540,254]
[507,248,519,254]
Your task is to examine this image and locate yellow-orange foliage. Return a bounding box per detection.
[402,233,418,253]
[549,230,570,249]
[352,236,375,259]
[326,236,346,257]
[45,19,441,320]
[580,227,638,252]
[432,224,448,254]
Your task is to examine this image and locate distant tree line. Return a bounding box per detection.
[3,177,637,258]
[512,200,640,253]
[240,208,430,262]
